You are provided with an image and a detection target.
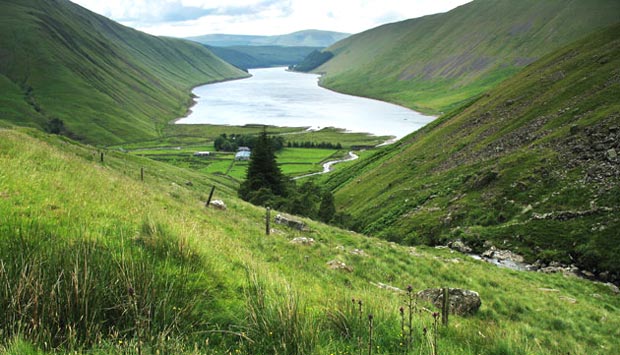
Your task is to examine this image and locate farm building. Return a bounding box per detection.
[235,150,251,161]
[193,151,211,157]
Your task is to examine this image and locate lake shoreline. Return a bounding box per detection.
[174,67,435,140]
[169,74,252,125]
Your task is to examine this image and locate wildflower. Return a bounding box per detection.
[407,285,413,292]
[399,306,404,314]
[128,287,135,297]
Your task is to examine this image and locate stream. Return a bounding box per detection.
[293,151,359,180]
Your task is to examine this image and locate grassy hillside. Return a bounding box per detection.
[2,126,619,355]
[206,45,321,70]
[188,30,350,47]
[0,0,248,145]
[324,24,620,281]
[315,0,620,114]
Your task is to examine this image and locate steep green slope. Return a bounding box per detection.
[325,25,620,280]
[207,45,321,69]
[188,30,350,47]
[0,0,248,145]
[2,127,619,354]
[315,0,620,114]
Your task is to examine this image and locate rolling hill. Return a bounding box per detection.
[187,29,350,47]
[0,0,248,145]
[188,30,350,69]
[206,45,321,70]
[313,0,620,114]
[324,24,620,282]
[1,125,619,354]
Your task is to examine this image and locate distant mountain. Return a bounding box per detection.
[313,0,620,114]
[325,24,620,279]
[0,0,248,145]
[188,30,350,48]
[206,45,322,70]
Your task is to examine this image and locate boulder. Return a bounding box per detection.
[417,288,481,316]
[210,200,226,210]
[370,282,403,293]
[481,246,524,263]
[275,214,306,230]
[290,237,315,246]
[326,260,352,272]
[605,282,620,294]
[607,148,617,161]
[350,248,368,257]
[449,240,472,254]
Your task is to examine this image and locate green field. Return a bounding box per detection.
[119,125,388,181]
[130,146,346,181]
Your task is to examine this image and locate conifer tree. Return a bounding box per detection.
[318,190,336,223]
[239,128,286,202]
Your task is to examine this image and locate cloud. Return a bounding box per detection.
[71,0,472,37]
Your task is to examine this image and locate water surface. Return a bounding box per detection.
[177,67,435,140]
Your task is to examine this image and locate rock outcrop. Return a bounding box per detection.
[326,260,352,272]
[481,246,524,263]
[417,288,481,316]
[449,240,472,253]
[290,237,315,246]
[275,214,306,230]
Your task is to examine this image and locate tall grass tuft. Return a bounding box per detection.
[0,218,219,353]
[244,270,318,355]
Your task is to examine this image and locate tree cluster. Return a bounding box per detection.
[214,133,284,152]
[287,141,342,149]
[239,130,339,223]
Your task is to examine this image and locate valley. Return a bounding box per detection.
[0,0,619,354]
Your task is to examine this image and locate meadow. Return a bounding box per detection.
[115,125,387,181]
[1,127,619,355]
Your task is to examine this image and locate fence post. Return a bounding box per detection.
[442,287,449,327]
[140,167,144,182]
[265,207,271,235]
[100,152,104,163]
[206,185,216,207]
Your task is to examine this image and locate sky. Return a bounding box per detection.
[71,0,472,38]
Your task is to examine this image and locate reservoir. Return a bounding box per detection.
[176,67,435,140]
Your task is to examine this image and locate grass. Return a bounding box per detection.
[114,125,387,181]
[1,125,620,355]
[1,2,619,354]
[316,0,620,114]
[130,147,345,180]
[277,148,342,175]
[0,0,248,145]
[324,24,620,277]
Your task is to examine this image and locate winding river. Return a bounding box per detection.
[176,67,435,140]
